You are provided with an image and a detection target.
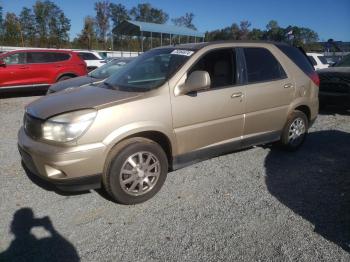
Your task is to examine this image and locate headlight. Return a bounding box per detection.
[42,109,97,142]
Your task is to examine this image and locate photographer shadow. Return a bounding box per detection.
[0,208,80,262]
[265,130,350,252]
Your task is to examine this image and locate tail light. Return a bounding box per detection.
[310,72,320,86]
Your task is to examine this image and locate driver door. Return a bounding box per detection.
[0,52,30,87]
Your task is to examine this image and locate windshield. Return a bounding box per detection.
[317,56,328,65]
[104,48,194,91]
[89,59,131,79]
[335,55,350,67]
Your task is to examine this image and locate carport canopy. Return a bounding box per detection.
[114,20,205,51]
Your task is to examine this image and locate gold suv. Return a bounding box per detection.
[18,41,319,204]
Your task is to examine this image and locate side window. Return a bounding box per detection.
[50,53,70,62]
[307,56,317,66]
[3,53,26,65]
[244,48,287,84]
[27,52,50,63]
[189,49,236,88]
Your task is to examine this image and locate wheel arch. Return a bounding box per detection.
[294,104,311,121]
[105,130,174,170]
[56,72,78,82]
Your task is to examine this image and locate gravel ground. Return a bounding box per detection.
[0,95,349,262]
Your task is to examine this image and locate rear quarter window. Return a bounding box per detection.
[243,47,287,84]
[50,53,71,62]
[78,52,100,60]
[276,44,315,76]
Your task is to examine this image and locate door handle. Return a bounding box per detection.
[231,92,243,98]
[19,66,29,69]
[284,83,294,88]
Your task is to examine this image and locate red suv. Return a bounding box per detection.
[0,49,87,92]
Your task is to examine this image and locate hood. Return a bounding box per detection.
[49,76,95,93]
[317,67,350,74]
[26,86,142,119]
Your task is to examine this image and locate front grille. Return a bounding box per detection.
[24,113,43,139]
[319,73,350,94]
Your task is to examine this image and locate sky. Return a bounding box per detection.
[2,0,350,41]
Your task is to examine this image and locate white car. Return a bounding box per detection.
[75,51,106,71]
[307,52,329,70]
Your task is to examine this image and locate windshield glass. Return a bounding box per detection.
[317,56,328,65]
[89,59,131,79]
[335,55,350,67]
[104,48,194,91]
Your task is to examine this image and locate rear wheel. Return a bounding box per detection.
[280,110,308,151]
[103,138,168,204]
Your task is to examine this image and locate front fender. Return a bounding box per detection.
[102,121,177,155]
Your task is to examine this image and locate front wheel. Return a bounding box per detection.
[280,110,308,151]
[102,138,168,204]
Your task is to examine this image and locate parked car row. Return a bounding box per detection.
[0,49,87,92]
[0,49,133,94]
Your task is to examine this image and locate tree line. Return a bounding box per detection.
[0,1,321,51]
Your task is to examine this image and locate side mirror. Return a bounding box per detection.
[181,70,211,95]
[0,60,5,67]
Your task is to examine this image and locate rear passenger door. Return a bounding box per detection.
[171,48,245,155]
[241,47,294,143]
[26,52,56,85]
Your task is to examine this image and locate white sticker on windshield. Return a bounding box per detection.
[171,50,194,56]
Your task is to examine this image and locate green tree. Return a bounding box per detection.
[288,26,319,47]
[172,12,197,30]
[239,20,251,40]
[3,12,21,46]
[109,3,130,50]
[33,1,50,46]
[94,1,110,49]
[248,28,264,40]
[76,16,97,49]
[265,20,285,41]
[0,5,4,42]
[33,0,71,47]
[19,7,36,46]
[130,3,168,24]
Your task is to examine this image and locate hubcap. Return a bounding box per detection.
[288,117,306,145]
[119,151,160,196]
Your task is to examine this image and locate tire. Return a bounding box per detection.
[280,110,308,151]
[57,75,72,82]
[102,138,168,204]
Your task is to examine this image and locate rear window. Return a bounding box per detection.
[27,52,70,63]
[78,52,100,60]
[243,47,286,84]
[276,44,315,76]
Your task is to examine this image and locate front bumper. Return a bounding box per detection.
[18,127,106,192]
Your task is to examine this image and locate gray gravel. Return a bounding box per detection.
[0,96,349,262]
